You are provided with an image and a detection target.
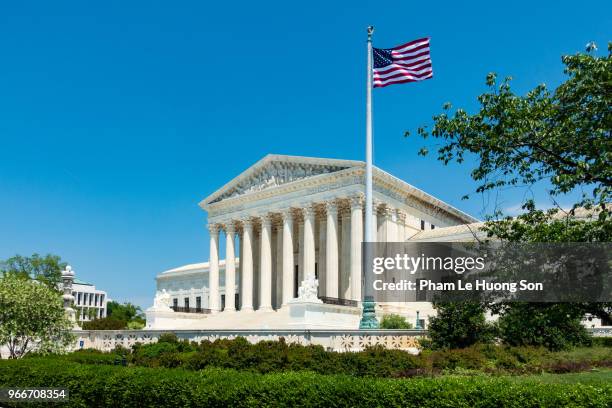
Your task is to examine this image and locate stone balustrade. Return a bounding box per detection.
[73,329,427,353]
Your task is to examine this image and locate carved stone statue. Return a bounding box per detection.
[296,277,323,303]
[151,289,173,311]
[211,161,348,203]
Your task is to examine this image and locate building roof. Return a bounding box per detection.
[73,278,93,286]
[200,154,478,224]
[157,259,238,280]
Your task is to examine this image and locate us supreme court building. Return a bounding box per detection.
[146,154,479,330]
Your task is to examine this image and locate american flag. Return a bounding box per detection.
[373,37,433,88]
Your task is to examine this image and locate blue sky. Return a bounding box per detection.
[0,1,610,308]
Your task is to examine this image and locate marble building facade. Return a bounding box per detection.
[147,154,478,330]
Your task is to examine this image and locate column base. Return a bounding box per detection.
[257,307,274,313]
[359,296,379,329]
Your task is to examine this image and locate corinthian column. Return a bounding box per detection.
[302,205,316,280]
[325,201,339,298]
[224,223,236,311]
[208,224,220,312]
[293,204,322,303]
[281,210,294,306]
[259,214,273,311]
[241,218,254,311]
[350,196,363,302]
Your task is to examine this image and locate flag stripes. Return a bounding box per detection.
[373,37,433,88]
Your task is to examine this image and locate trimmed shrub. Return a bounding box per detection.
[0,358,610,408]
[82,316,126,330]
[380,314,413,329]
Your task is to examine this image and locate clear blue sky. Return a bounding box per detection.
[1,1,609,308]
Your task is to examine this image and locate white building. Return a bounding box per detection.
[72,279,108,321]
[147,154,478,330]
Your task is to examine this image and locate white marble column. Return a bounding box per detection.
[259,214,273,311]
[340,208,351,300]
[274,223,283,308]
[224,224,236,311]
[350,196,363,302]
[208,224,220,312]
[294,204,321,303]
[372,201,379,242]
[281,210,294,306]
[383,206,398,242]
[303,205,316,280]
[241,219,254,311]
[298,219,304,283]
[325,201,339,298]
[396,210,406,242]
[317,216,326,296]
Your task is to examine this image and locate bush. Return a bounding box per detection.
[0,358,610,407]
[428,302,496,349]
[380,314,413,329]
[127,321,145,330]
[497,303,592,351]
[126,337,612,377]
[592,337,612,347]
[20,338,612,378]
[82,316,126,330]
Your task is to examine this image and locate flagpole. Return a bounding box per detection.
[360,25,379,329]
[365,25,374,244]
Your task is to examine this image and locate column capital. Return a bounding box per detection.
[259,213,273,227]
[239,216,254,228]
[349,194,365,209]
[207,223,220,234]
[280,209,293,221]
[224,223,236,235]
[396,209,407,222]
[373,199,382,212]
[379,205,395,219]
[323,200,338,214]
[302,204,317,218]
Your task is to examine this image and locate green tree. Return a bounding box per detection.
[0,254,67,290]
[411,44,611,349]
[380,314,413,329]
[493,303,591,351]
[427,301,496,349]
[107,301,145,325]
[0,274,74,358]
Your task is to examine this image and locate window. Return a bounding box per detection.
[173,298,178,308]
[431,224,435,230]
[184,297,190,309]
[420,220,425,230]
[221,295,225,311]
[196,296,202,310]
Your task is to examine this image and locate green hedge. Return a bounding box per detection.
[0,358,610,408]
[41,338,612,377]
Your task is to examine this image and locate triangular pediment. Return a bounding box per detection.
[202,154,361,206]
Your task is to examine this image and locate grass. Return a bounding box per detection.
[513,368,612,385]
